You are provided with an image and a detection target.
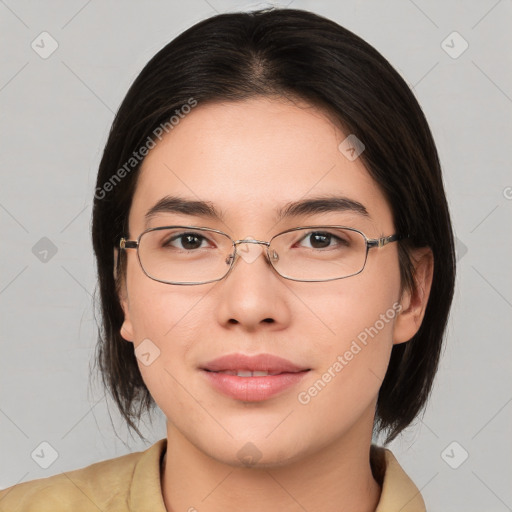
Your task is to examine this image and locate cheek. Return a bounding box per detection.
[294,287,399,436]
[314,281,398,377]
[125,254,203,342]
[296,256,402,407]
[124,270,211,405]
[309,255,401,347]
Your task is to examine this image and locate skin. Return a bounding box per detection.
[117,96,433,512]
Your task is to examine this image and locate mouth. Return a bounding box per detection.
[201,352,309,374]
[200,353,311,401]
[203,369,298,377]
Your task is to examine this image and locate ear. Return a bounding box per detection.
[114,246,135,343]
[393,247,434,345]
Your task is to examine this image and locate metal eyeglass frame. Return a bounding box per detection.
[118,225,407,285]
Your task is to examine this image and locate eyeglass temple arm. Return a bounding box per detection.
[119,238,138,249]
[367,233,407,249]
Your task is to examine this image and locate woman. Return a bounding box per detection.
[0,7,455,511]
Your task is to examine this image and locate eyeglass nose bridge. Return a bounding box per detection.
[225,238,280,266]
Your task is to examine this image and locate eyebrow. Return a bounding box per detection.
[277,196,369,220]
[143,194,370,228]
[144,196,220,228]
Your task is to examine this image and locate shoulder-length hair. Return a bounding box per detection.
[91,8,455,444]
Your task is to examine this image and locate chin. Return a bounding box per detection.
[193,432,312,470]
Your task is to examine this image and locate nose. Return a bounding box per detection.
[215,239,291,331]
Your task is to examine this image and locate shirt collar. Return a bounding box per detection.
[129,438,168,512]
[373,446,426,512]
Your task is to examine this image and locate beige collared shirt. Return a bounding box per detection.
[0,439,425,511]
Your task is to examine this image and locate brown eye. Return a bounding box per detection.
[163,232,210,250]
[297,231,350,250]
[309,232,331,249]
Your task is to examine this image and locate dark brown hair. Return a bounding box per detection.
[91,8,455,443]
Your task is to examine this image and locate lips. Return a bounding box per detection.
[213,370,281,377]
[201,353,310,401]
[201,353,308,374]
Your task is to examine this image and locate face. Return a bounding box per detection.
[119,96,426,467]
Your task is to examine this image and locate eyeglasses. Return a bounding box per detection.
[119,225,406,285]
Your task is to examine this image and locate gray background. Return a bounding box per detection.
[1,0,511,510]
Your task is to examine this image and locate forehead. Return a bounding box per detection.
[128,97,393,235]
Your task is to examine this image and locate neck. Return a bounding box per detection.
[160,416,382,512]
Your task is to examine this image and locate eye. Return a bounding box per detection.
[297,231,350,250]
[164,232,212,250]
